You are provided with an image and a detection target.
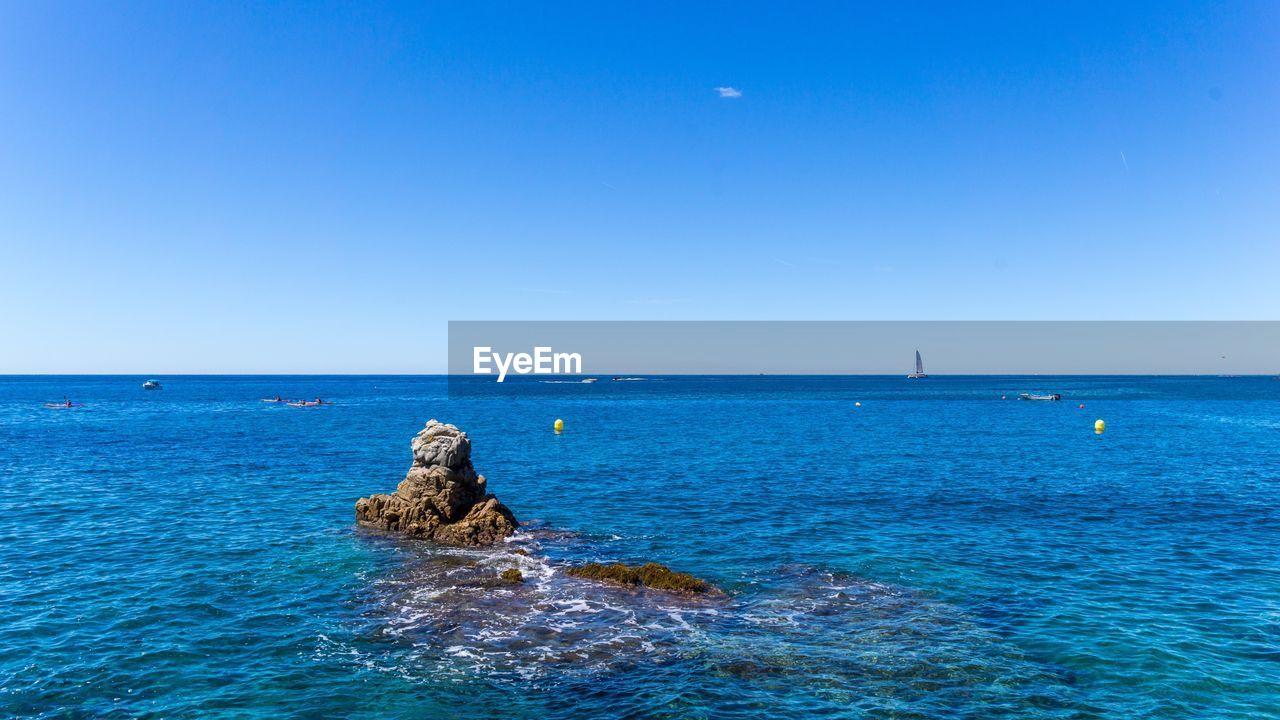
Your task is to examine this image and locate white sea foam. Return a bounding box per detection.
[349,536,1039,694]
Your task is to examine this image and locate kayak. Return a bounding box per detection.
[261,398,289,403]
[45,403,83,408]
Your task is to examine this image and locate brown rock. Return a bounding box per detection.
[566,562,717,594]
[356,420,518,546]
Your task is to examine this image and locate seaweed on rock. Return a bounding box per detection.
[566,562,715,594]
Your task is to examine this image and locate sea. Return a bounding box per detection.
[1,375,1277,719]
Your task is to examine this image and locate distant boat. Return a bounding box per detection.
[907,350,928,379]
[142,380,161,390]
[582,378,598,383]
[1018,392,1061,401]
[45,398,82,409]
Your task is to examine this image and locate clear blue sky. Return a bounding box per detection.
[1,2,1276,373]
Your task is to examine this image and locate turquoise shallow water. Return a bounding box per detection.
[1,375,1278,719]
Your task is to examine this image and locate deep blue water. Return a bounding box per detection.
[2,375,1278,719]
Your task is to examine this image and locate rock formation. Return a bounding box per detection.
[356,420,518,546]
[566,562,717,594]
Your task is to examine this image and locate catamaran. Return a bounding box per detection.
[907,350,927,379]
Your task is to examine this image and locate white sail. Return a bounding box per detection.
[908,350,927,378]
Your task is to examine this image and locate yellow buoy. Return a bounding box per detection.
[554,418,564,433]
[1094,419,1105,434]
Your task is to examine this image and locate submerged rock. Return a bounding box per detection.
[566,562,716,594]
[356,420,518,546]
[499,568,524,583]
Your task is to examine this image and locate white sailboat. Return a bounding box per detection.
[907,350,927,379]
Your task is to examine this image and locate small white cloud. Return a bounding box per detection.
[715,86,742,99]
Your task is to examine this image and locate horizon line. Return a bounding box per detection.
[3,373,1277,378]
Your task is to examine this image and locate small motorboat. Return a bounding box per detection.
[582,378,598,383]
[142,380,161,390]
[1018,392,1061,401]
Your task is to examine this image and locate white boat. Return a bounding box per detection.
[1018,392,1061,401]
[142,379,161,390]
[907,350,927,379]
[582,378,598,383]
